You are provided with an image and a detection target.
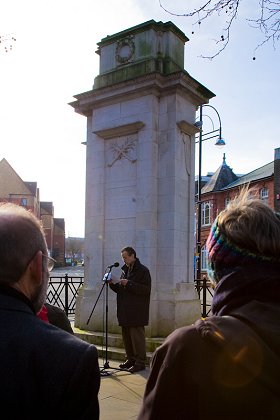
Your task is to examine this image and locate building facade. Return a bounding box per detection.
[0,158,65,266]
[198,148,280,276]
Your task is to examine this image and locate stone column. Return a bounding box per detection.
[70,20,215,337]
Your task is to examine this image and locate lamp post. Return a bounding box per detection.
[195,104,225,282]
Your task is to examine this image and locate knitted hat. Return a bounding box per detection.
[206,217,280,282]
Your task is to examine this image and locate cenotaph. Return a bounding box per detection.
[70,20,215,337]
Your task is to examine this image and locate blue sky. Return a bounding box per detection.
[0,0,279,237]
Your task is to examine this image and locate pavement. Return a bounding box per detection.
[51,266,149,419]
[51,265,84,277]
[98,358,149,420]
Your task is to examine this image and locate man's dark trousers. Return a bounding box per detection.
[122,326,146,365]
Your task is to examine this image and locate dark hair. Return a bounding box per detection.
[0,203,47,284]
[121,246,136,258]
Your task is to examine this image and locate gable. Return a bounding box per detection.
[0,158,35,198]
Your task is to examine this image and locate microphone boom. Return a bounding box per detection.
[107,262,120,269]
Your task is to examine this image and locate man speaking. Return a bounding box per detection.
[109,246,151,373]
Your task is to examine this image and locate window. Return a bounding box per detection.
[260,187,268,204]
[225,197,230,208]
[201,201,211,226]
[21,198,27,206]
[201,245,207,271]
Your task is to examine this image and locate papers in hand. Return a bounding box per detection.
[102,272,121,284]
[111,274,121,284]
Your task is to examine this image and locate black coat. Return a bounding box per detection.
[45,302,74,334]
[0,288,100,419]
[138,265,280,420]
[110,258,151,327]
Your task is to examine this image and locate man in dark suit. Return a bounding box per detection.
[109,246,151,373]
[0,202,100,419]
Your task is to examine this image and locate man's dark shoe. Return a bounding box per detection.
[128,364,146,374]
[119,360,135,369]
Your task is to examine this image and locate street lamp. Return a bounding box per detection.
[195,104,226,281]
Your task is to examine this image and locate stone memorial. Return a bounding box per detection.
[70,19,215,337]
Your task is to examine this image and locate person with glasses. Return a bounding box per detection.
[0,202,100,419]
[36,258,74,334]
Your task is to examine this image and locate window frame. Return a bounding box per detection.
[225,197,230,208]
[201,244,207,272]
[201,201,211,226]
[21,198,27,206]
[260,187,268,202]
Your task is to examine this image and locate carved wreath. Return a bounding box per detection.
[115,36,135,64]
[107,137,137,167]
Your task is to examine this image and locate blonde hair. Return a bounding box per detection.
[217,187,280,259]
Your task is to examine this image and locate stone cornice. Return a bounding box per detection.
[177,121,200,136]
[69,71,215,117]
[98,20,188,47]
[93,121,145,139]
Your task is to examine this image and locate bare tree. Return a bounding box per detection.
[65,237,84,261]
[159,0,280,59]
[0,33,16,53]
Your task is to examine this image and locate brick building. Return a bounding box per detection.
[0,158,65,266]
[53,218,66,264]
[198,147,280,276]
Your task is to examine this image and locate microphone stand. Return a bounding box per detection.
[87,267,127,376]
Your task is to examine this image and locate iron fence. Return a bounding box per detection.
[194,278,214,318]
[47,274,84,317]
[47,274,213,319]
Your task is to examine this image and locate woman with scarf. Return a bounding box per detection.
[137,188,280,420]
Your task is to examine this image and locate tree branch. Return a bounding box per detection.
[158,0,280,58]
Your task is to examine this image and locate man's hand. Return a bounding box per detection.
[110,274,119,284]
[120,279,128,286]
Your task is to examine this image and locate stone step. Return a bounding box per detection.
[95,344,154,365]
[73,325,165,363]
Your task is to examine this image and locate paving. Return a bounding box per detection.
[98,358,149,420]
[51,266,149,419]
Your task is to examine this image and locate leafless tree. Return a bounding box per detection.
[0,33,16,53]
[65,237,84,261]
[159,0,280,59]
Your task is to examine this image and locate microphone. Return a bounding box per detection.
[106,262,119,269]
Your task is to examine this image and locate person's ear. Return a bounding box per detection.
[29,251,43,284]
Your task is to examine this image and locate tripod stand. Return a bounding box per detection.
[87,267,126,376]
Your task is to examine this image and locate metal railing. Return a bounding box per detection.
[47,274,84,316]
[47,275,213,319]
[194,277,214,318]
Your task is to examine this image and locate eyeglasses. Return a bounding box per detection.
[42,254,56,272]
